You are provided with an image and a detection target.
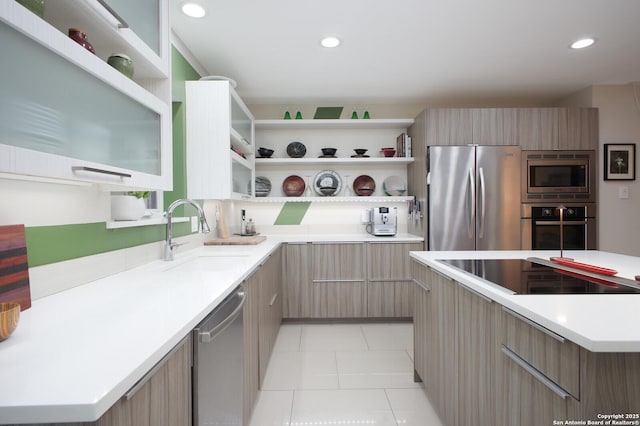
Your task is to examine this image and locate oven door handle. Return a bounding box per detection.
[534,220,587,226]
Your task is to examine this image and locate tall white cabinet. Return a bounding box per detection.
[185,80,255,200]
[0,0,172,190]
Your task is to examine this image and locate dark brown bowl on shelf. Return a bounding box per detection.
[321,148,337,156]
[354,148,368,155]
[353,174,376,196]
[282,175,305,196]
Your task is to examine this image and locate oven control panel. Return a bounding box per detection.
[532,206,585,219]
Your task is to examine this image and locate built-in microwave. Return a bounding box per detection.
[521,150,596,202]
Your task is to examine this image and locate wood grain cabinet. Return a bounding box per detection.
[367,242,422,318]
[412,259,640,426]
[242,269,260,425]
[282,242,313,319]
[311,242,367,318]
[412,262,457,426]
[43,336,192,426]
[258,248,283,386]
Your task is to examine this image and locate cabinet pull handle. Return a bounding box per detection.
[270,292,279,306]
[125,335,190,400]
[502,307,565,343]
[96,0,130,28]
[501,345,571,400]
[312,279,366,283]
[412,278,430,292]
[72,166,132,178]
[458,283,493,303]
[430,267,455,282]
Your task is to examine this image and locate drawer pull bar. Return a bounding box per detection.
[72,166,132,178]
[312,279,365,283]
[412,278,431,292]
[270,292,279,306]
[459,283,493,303]
[501,345,571,400]
[502,307,565,342]
[430,267,455,282]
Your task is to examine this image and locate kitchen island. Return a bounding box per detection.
[0,233,421,425]
[410,250,640,426]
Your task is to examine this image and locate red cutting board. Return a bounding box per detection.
[0,225,32,310]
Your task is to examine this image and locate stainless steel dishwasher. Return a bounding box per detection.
[193,285,246,426]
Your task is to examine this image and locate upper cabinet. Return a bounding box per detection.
[421,107,598,151]
[254,118,415,201]
[0,0,172,190]
[185,80,255,200]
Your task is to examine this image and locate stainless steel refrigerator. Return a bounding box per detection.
[427,145,521,250]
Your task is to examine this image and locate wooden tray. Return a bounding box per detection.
[205,235,266,245]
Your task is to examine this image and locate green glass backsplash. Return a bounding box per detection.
[24,46,201,267]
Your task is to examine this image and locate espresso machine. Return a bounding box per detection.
[370,207,397,236]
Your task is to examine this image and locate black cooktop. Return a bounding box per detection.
[438,258,640,295]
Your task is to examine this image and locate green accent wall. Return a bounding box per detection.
[274,202,312,225]
[24,46,202,267]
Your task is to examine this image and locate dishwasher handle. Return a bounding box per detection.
[199,287,246,344]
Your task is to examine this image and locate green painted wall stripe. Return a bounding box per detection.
[274,202,311,225]
[25,222,191,267]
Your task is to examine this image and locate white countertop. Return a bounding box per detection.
[410,250,640,353]
[0,233,422,424]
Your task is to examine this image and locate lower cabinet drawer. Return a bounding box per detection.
[502,307,580,398]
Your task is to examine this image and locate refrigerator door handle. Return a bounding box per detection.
[478,167,486,238]
[468,168,475,238]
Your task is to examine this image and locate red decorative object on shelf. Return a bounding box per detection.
[68,28,96,54]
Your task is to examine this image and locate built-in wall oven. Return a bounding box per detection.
[521,203,597,250]
[520,150,597,250]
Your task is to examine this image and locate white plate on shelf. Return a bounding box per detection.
[383,176,407,196]
[313,170,342,196]
[199,75,237,88]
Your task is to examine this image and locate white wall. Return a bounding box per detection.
[593,85,640,256]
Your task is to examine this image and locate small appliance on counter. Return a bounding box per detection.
[366,207,397,236]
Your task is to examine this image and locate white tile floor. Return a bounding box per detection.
[249,323,444,426]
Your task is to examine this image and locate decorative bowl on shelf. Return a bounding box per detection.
[282,175,305,196]
[257,147,274,158]
[321,148,337,157]
[254,176,272,197]
[0,302,20,342]
[381,148,396,157]
[286,141,306,158]
[313,170,342,196]
[107,54,134,79]
[354,148,368,155]
[353,175,376,196]
[383,176,407,196]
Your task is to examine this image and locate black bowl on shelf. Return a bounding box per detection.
[354,148,368,155]
[321,148,337,156]
[257,147,274,158]
[286,141,306,158]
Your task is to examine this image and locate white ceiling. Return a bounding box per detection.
[169,0,640,106]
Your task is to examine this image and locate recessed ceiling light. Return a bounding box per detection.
[320,36,341,48]
[181,2,206,18]
[570,38,595,49]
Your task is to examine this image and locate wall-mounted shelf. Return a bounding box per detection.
[252,196,413,203]
[255,157,414,166]
[255,118,414,130]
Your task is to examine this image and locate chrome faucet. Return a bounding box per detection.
[164,198,211,261]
